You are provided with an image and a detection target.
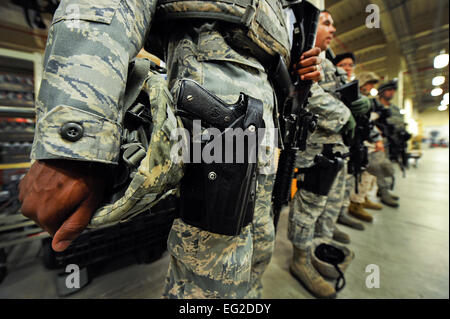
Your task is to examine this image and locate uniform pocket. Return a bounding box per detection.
[52,0,121,25]
[197,29,265,72]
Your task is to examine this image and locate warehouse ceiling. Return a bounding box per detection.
[326,0,449,112]
[0,0,448,112]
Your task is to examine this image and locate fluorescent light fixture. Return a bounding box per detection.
[438,104,448,111]
[432,76,445,86]
[444,93,449,104]
[434,52,449,69]
[431,88,443,96]
[370,88,378,96]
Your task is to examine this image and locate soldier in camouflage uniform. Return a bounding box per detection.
[344,72,386,221]
[374,80,407,207]
[333,53,369,231]
[18,0,322,299]
[288,10,371,299]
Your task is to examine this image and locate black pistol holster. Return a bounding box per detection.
[176,79,264,236]
[300,144,344,196]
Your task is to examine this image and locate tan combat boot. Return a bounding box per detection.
[290,246,336,299]
[378,188,399,208]
[348,202,373,222]
[333,227,350,244]
[362,197,383,210]
[377,188,399,201]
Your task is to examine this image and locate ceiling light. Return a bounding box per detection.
[438,104,448,111]
[432,76,445,86]
[444,93,449,104]
[431,88,443,96]
[434,51,449,69]
[370,88,378,96]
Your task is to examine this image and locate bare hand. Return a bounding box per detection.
[19,160,108,252]
[293,47,322,82]
[375,140,385,152]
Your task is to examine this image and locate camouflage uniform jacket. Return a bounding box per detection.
[386,103,406,131]
[31,0,282,173]
[296,57,351,168]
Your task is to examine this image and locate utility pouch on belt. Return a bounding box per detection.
[300,144,344,196]
[176,79,264,236]
[88,58,185,228]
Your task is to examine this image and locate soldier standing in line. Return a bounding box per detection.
[333,52,371,232]
[288,9,371,298]
[17,0,323,299]
[374,80,410,207]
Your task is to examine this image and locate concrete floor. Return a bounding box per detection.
[0,148,448,299]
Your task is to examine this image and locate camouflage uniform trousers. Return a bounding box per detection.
[366,151,395,190]
[315,161,348,239]
[350,170,377,204]
[163,173,275,299]
[338,171,355,220]
[288,161,347,250]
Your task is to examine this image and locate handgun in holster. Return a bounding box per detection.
[175,79,264,236]
[299,144,344,196]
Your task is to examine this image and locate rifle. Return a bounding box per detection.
[386,128,410,177]
[271,1,320,229]
[336,80,370,193]
[373,105,411,177]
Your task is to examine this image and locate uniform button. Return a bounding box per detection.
[60,122,84,142]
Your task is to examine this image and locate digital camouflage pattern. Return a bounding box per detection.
[32,0,156,163]
[166,22,278,174]
[163,217,253,299]
[247,174,275,298]
[290,57,350,249]
[89,69,185,227]
[163,174,275,299]
[163,22,278,298]
[288,188,327,250]
[314,161,347,239]
[296,59,351,168]
[155,0,291,65]
[32,0,281,298]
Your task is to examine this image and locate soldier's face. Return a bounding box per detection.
[361,83,376,96]
[381,89,396,101]
[336,57,355,80]
[315,12,336,51]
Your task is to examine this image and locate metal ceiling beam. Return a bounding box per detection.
[334,30,385,53]
[382,0,422,104]
[325,0,345,9]
[334,12,368,38]
[356,46,388,64]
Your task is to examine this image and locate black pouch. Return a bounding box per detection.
[300,145,344,196]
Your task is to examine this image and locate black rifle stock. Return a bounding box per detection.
[271,1,320,230]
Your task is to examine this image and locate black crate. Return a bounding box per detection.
[43,196,179,270]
